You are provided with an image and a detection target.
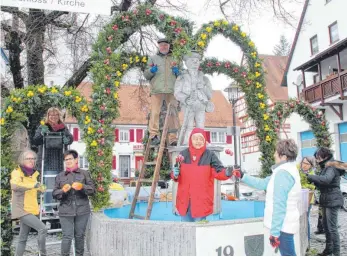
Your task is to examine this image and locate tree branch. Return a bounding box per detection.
[1,22,26,38]
[1,6,28,23]
[45,10,68,24]
[50,20,72,29]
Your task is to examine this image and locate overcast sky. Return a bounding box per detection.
[176,0,303,91]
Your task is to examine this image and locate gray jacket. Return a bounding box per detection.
[52,168,95,216]
[143,53,178,95]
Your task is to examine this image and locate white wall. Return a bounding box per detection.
[287,0,347,99]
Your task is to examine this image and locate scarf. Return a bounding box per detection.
[20,165,35,176]
[188,128,207,163]
[66,163,79,173]
[48,122,65,132]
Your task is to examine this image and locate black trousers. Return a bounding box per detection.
[322,206,340,256]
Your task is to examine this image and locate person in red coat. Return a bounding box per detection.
[171,128,233,222]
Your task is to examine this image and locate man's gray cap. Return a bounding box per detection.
[157,38,170,44]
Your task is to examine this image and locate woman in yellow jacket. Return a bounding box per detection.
[11,150,47,256]
[298,156,316,251]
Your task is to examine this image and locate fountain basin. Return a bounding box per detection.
[87,200,308,256]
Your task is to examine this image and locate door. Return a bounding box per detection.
[119,155,130,178]
[300,131,317,157]
[135,156,144,172]
[339,123,347,162]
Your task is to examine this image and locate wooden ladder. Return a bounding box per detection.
[129,103,177,220]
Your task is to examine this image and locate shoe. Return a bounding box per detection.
[314,230,325,235]
[170,141,177,146]
[317,250,333,256]
[150,136,160,146]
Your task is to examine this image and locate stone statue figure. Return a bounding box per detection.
[174,51,214,145]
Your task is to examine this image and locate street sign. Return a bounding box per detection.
[2,0,112,15]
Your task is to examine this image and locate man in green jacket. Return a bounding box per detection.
[144,38,180,146]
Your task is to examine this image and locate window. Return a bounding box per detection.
[47,63,56,75]
[79,156,89,169]
[301,138,317,148]
[119,130,129,142]
[119,155,130,178]
[310,35,319,55]
[211,132,226,143]
[329,22,339,44]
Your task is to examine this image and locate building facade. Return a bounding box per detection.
[235,54,291,175]
[65,83,239,183]
[283,0,347,161]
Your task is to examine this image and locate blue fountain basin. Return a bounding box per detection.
[104,200,265,221]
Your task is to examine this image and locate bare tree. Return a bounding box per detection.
[273,34,291,56]
[205,0,303,28]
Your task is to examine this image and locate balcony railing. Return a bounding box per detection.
[302,70,347,103]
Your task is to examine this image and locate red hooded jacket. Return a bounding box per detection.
[171,128,230,218]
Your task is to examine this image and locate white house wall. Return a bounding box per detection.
[287,0,347,160]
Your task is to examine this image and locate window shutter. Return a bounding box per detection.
[112,156,117,169]
[226,135,232,144]
[115,129,119,142]
[73,128,79,141]
[136,129,143,143]
[205,131,211,143]
[129,129,135,142]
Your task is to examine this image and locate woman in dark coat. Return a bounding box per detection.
[307,147,344,256]
[32,107,73,211]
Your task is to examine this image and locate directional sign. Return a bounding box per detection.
[2,0,112,15]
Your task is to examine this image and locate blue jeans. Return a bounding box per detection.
[278,231,296,256]
[181,204,206,222]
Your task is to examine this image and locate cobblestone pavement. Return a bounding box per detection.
[309,205,347,256]
[12,206,346,256]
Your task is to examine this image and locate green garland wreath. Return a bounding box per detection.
[0,85,89,255]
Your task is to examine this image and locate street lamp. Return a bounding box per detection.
[224,82,240,198]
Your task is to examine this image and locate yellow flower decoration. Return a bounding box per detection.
[90,140,98,147]
[122,64,128,70]
[64,91,72,96]
[38,86,47,94]
[248,41,255,47]
[200,33,207,40]
[197,41,205,47]
[250,52,257,58]
[27,91,34,97]
[129,57,133,64]
[255,72,261,77]
[81,105,89,112]
[257,93,264,99]
[241,32,247,38]
[214,21,221,27]
[259,103,266,109]
[116,71,122,77]
[17,97,22,103]
[135,56,140,62]
[255,62,261,68]
[75,96,82,103]
[264,124,270,131]
[87,127,95,135]
[222,20,228,25]
[256,82,262,88]
[232,25,239,31]
[11,96,17,102]
[1,118,5,125]
[40,120,45,126]
[205,26,212,33]
[51,87,58,93]
[84,116,91,125]
[141,57,147,63]
[113,92,119,99]
[266,135,271,142]
[6,106,13,113]
[114,81,120,87]
[263,114,269,120]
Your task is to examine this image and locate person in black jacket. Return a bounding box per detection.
[307,147,344,256]
[33,107,73,212]
[52,150,95,256]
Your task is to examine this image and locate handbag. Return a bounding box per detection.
[44,132,63,149]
